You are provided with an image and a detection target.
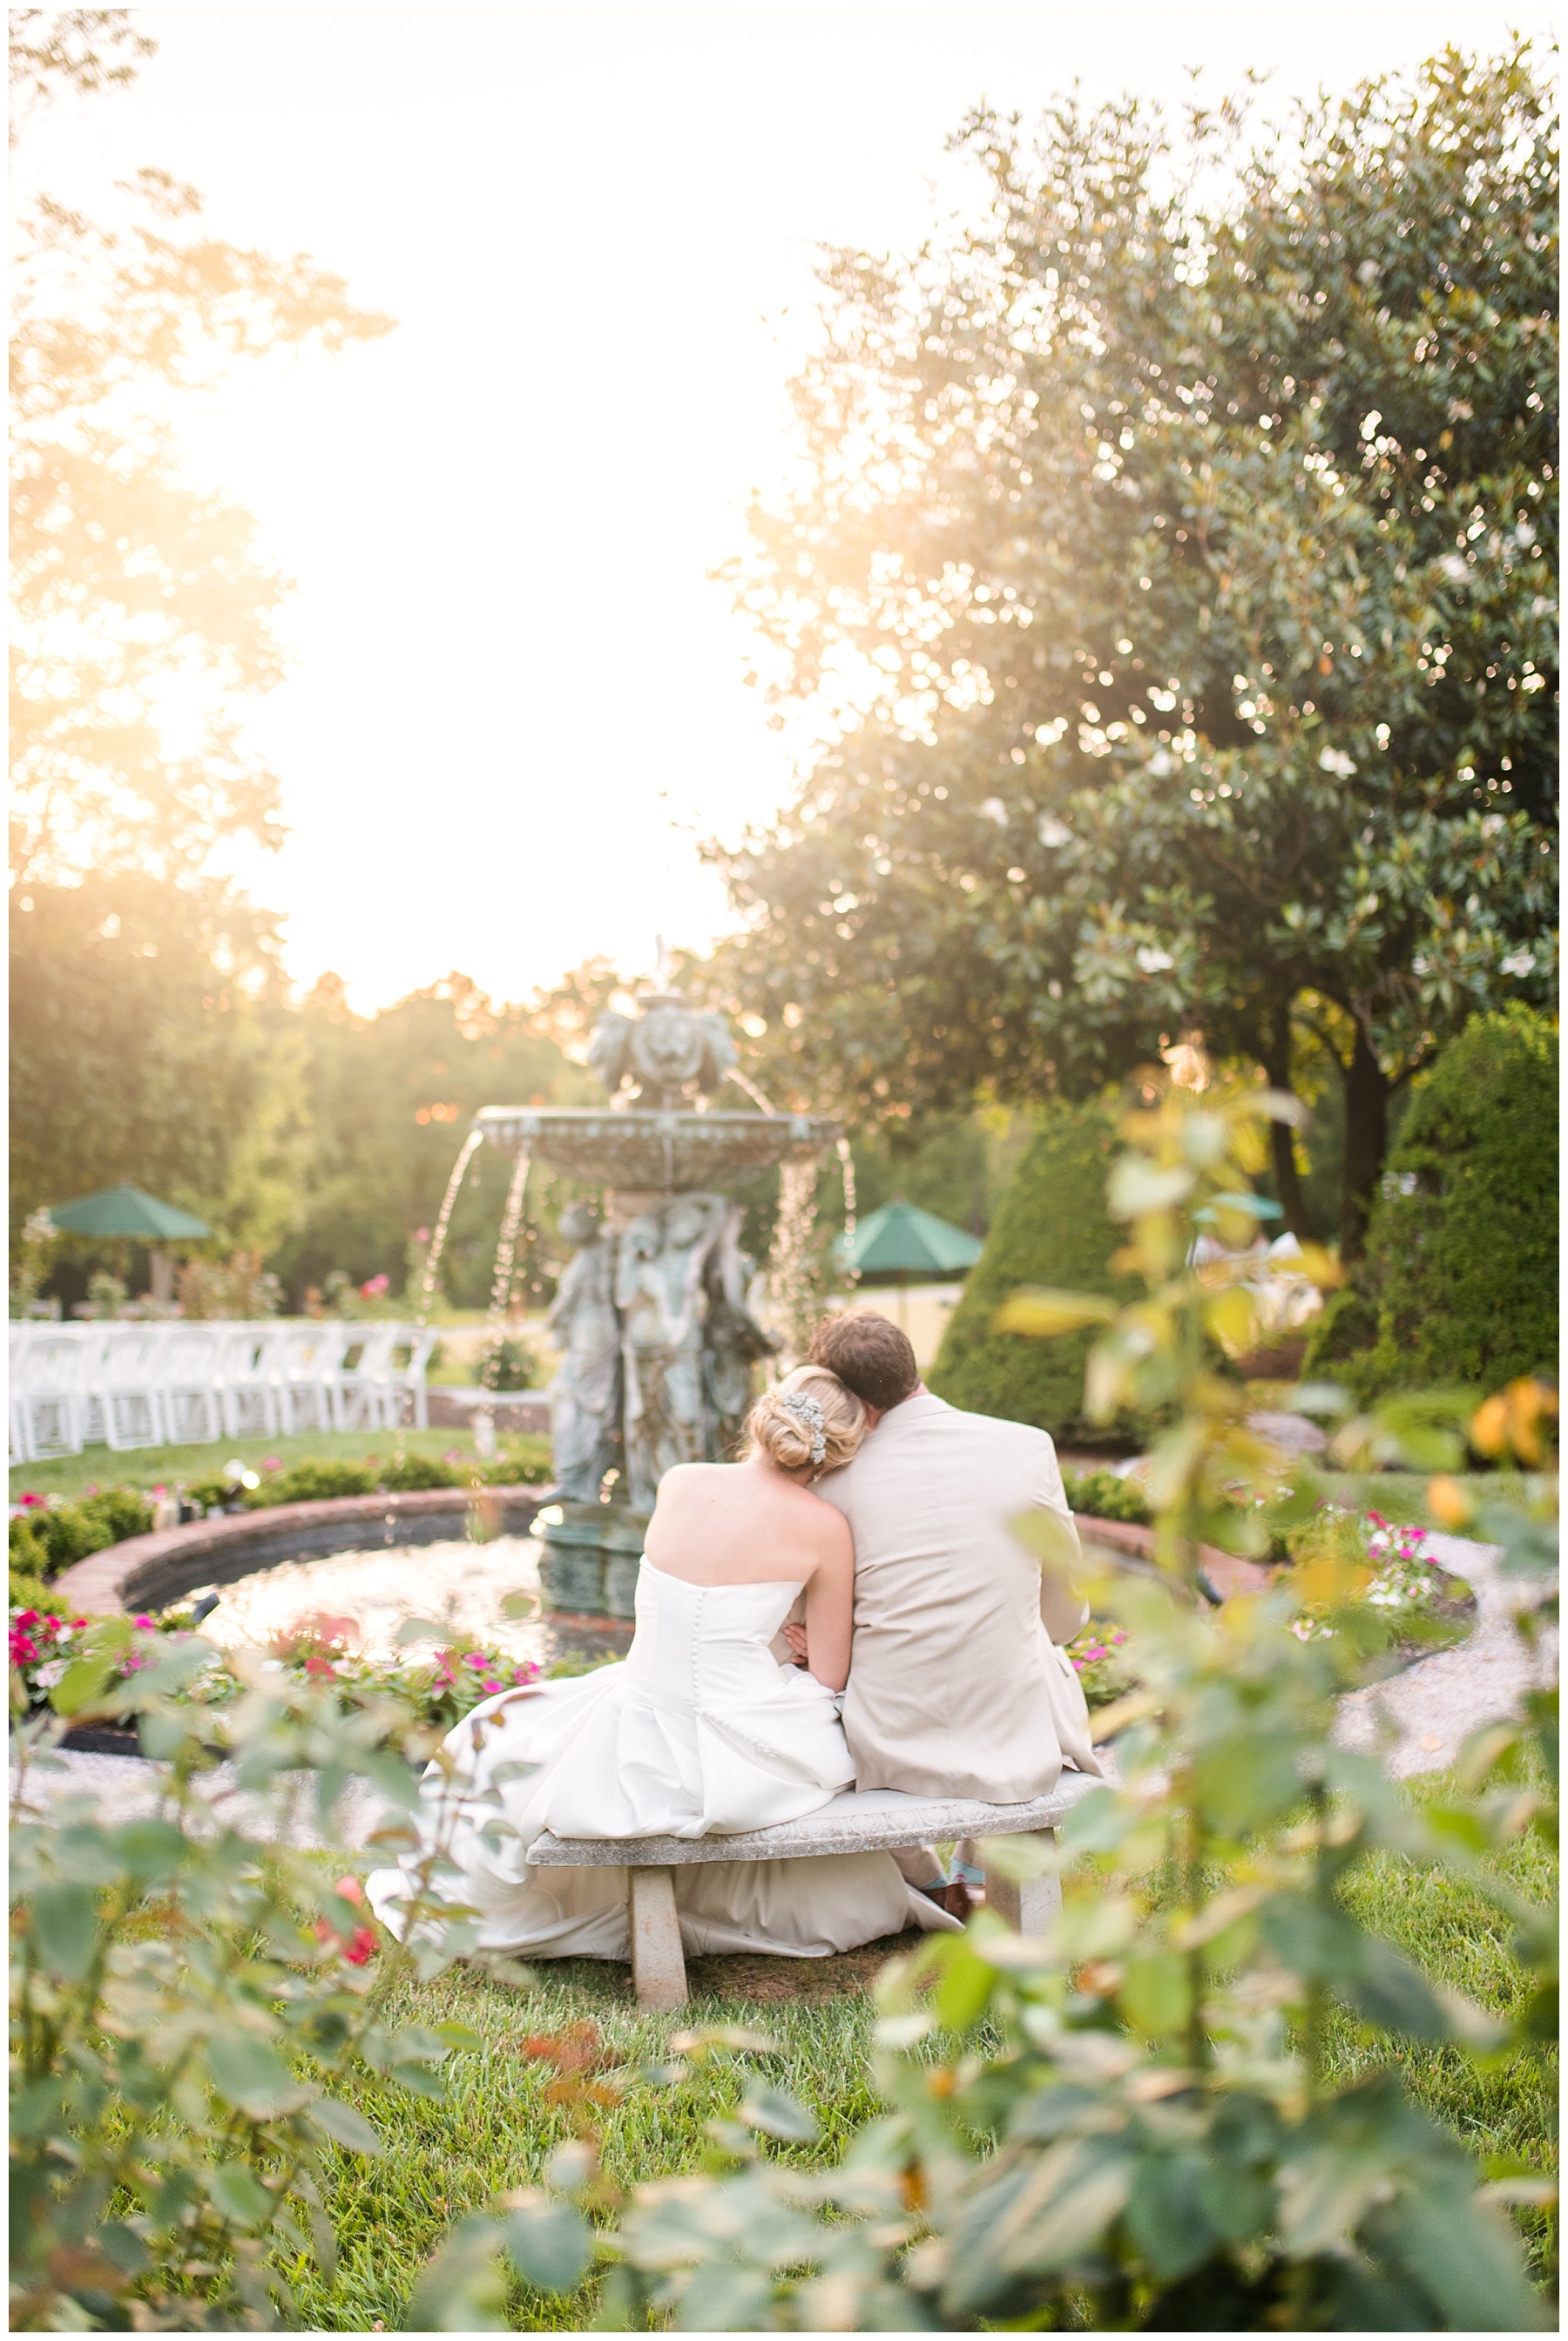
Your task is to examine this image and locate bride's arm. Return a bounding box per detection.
[800,1515,854,1693]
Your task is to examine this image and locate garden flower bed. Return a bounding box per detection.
[10,1601,613,1755]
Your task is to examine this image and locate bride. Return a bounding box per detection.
[365,1366,957,1959]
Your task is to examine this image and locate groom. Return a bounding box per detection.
[793,1310,1102,1915]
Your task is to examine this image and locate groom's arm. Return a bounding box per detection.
[1031,1437,1091,1647]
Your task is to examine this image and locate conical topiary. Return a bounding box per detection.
[1309,1005,1558,1396]
[929,1095,1133,1442]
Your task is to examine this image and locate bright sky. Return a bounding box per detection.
[14,2,1544,1011]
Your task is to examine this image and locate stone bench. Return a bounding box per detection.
[525,1772,1103,2008]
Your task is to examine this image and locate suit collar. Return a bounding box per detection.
[868,1390,947,1439]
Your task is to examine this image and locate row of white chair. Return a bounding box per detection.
[8,1320,441,1465]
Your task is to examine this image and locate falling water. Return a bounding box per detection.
[724,1066,778,1114]
[835,1135,862,1289]
[767,1157,822,1366]
[472,1146,531,1460]
[416,1127,484,1327]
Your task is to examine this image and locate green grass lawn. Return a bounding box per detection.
[294,1774,1556,2331]
[295,1961,893,2331]
[10,1427,549,1506]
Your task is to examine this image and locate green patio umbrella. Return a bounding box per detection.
[47,1183,211,1240]
[834,1199,983,1284]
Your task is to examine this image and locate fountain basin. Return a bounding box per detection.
[476,1106,839,1191]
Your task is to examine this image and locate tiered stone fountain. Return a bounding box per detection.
[476,991,839,1619]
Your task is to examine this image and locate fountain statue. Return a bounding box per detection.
[473,990,840,1618]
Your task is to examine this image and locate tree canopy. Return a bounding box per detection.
[10,29,394,884]
[706,45,1557,1252]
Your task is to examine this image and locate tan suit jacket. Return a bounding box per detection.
[818,1391,1102,1802]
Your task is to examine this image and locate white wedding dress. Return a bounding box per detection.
[365,1560,956,1959]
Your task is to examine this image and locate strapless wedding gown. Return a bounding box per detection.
[365,1561,956,1959]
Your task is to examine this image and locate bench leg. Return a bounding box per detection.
[629,1865,687,2010]
[983,1829,1062,1936]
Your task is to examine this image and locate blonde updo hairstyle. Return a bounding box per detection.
[746,1364,867,1478]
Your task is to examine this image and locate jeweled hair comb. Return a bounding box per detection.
[780,1389,828,1465]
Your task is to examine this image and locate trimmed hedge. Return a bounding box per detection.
[930,1096,1137,1441]
[9,1488,153,1583]
[1308,1005,1558,1396]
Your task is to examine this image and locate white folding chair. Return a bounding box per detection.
[272,1321,344,1435]
[335,1321,401,1431]
[157,1323,226,1445]
[70,1326,113,1446]
[91,1324,170,1451]
[216,1322,282,1440]
[10,1326,35,1465]
[16,1328,93,1461]
[389,1324,440,1429]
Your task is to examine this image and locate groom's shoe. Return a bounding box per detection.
[919,1879,974,1923]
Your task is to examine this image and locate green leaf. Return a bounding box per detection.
[434,2022,484,2051]
[931,1935,999,2033]
[206,2163,274,2227]
[389,2024,451,2065]
[1059,1785,1132,1854]
[10,2079,64,2139]
[679,2264,777,2331]
[1125,2151,1217,2279]
[97,2221,150,2276]
[27,1882,99,1981]
[503,2194,593,2294]
[1119,1952,1189,2037]
[307,2098,383,2155]
[390,2062,449,2100]
[395,1614,447,1645]
[206,2033,302,2118]
[1386,2180,1540,2331]
[50,1655,122,1718]
[738,2085,820,2144]
[1348,1936,1453,2042]
[112,1818,188,1884]
[405,2214,510,2331]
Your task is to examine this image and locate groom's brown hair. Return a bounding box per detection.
[808,1311,919,1412]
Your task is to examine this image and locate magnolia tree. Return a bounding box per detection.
[704,45,1557,1253]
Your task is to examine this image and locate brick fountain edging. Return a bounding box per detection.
[48,1485,553,1617]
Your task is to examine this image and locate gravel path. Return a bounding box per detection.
[15,1535,1551,1833]
[1333,1532,1554,1777]
[10,1748,392,1849]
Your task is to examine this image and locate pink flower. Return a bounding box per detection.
[415,1227,430,1244]
[463,1652,490,1669]
[13,1610,40,1628]
[132,1614,156,1630]
[10,1634,39,1665]
[19,1492,44,1508]
[152,1484,167,1498]
[361,1274,389,1298]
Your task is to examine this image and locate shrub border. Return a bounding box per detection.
[48,1492,1266,1620]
